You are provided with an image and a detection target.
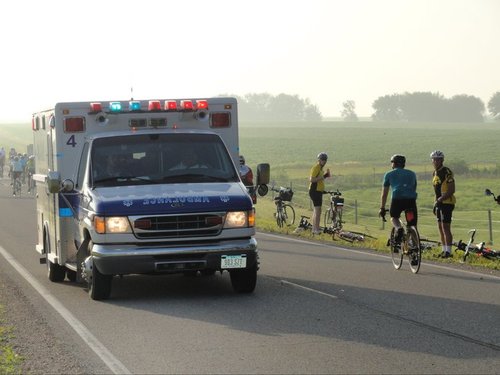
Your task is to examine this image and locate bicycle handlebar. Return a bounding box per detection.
[485,188,500,204]
[323,189,342,196]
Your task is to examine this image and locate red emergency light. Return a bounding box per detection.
[148,100,162,111]
[90,102,103,112]
[180,100,194,111]
[165,101,177,111]
[210,112,231,128]
[196,100,208,110]
[64,117,86,132]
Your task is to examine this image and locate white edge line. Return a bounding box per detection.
[258,231,500,281]
[280,279,338,299]
[0,245,131,375]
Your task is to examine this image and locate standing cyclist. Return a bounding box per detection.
[309,152,331,234]
[379,154,418,251]
[430,150,455,258]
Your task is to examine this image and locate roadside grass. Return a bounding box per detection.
[0,304,23,375]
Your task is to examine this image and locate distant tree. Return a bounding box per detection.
[487,91,500,120]
[229,92,322,122]
[341,100,358,121]
[371,94,403,121]
[399,92,446,122]
[447,94,484,122]
[372,91,485,122]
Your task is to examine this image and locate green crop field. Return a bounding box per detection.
[2,120,500,266]
[238,120,500,253]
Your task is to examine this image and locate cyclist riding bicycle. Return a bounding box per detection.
[379,154,418,250]
[11,156,24,196]
[26,155,36,193]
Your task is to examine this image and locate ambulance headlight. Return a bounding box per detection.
[224,210,255,228]
[94,216,132,234]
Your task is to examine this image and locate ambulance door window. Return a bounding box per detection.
[76,142,89,189]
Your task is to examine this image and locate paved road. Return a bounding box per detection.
[0,178,499,374]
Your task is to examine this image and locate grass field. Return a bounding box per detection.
[2,120,499,267]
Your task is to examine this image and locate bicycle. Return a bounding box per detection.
[27,169,36,194]
[485,188,500,204]
[271,186,295,227]
[454,229,500,262]
[323,189,344,230]
[12,173,22,196]
[296,215,367,242]
[380,208,422,273]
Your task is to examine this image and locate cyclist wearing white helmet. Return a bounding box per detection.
[308,152,331,234]
[379,154,418,252]
[430,150,455,258]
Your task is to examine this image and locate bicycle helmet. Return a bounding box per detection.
[317,152,328,161]
[390,154,406,166]
[430,150,444,159]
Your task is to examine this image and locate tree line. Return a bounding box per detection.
[225,91,500,122]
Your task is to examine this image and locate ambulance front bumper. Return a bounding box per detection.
[91,238,258,275]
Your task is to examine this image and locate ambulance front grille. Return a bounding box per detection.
[132,213,224,239]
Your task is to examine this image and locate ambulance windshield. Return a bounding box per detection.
[90,133,239,187]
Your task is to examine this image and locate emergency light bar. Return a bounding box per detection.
[87,99,210,114]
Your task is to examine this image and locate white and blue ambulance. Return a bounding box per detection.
[32,97,269,300]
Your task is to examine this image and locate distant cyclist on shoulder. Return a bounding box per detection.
[11,156,24,196]
[379,154,418,248]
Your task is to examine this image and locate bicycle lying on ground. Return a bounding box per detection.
[297,216,367,242]
[380,208,422,273]
[454,229,500,262]
[323,189,344,230]
[271,186,295,228]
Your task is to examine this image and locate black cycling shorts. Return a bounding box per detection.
[309,189,323,207]
[390,198,418,226]
[436,204,454,223]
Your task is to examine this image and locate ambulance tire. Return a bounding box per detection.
[229,265,257,293]
[89,260,112,300]
[45,235,66,282]
[66,269,77,282]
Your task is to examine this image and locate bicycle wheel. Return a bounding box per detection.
[283,204,295,226]
[390,227,403,270]
[407,227,421,274]
[323,208,332,228]
[334,209,343,230]
[276,207,284,228]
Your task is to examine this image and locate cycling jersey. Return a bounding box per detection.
[432,166,456,205]
[383,168,417,200]
[309,164,325,192]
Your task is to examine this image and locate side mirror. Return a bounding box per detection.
[47,171,61,193]
[485,188,493,196]
[62,179,75,192]
[256,163,270,185]
[257,184,269,197]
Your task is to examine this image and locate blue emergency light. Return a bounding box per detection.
[109,102,122,112]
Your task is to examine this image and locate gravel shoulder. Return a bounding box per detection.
[0,272,94,374]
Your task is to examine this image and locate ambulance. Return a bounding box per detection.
[32,97,269,300]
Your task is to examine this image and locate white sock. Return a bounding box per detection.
[445,245,451,254]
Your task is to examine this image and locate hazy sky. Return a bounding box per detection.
[1,0,498,121]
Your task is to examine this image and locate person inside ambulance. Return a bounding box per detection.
[170,147,208,170]
[94,153,131,181]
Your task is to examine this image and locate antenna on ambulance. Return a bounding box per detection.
[130,87,134,101]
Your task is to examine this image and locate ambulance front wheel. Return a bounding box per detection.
[88,259,112,300]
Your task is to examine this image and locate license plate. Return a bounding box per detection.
[221,255,247,269]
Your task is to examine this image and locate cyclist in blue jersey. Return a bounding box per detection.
[379,154,418,247]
